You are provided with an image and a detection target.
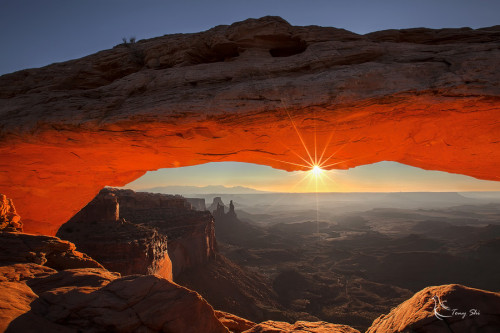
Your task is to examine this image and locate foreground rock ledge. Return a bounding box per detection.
[1,16,500,234]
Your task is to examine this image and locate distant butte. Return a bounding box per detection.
[0,16,499,234]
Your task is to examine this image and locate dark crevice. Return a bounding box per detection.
[269,38,307,57]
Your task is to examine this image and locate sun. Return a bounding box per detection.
[311,165,323,177]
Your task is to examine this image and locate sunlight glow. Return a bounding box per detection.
[311,165,323,177]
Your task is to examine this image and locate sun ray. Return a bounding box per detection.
[267,157,312,169]
[278,142,315,168]
[283,108,316,167]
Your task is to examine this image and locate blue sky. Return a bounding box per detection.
[1,0,499,75]
[2,0,499,192]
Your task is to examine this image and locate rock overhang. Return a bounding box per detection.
[0,16,499,234]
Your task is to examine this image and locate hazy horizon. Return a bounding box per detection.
[123,161,500,193]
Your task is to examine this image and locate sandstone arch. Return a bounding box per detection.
[1,17,499,235]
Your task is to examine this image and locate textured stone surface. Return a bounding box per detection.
[215,310,256,333]
[57,189,173,281]
[0,194,22,232]
[0,232,104,270]
[5,273,230,333]
[0,17,499,234]
[0,237,231,333]
[367,284,500,333]
[241,320,360,333]
[107,188,217,278]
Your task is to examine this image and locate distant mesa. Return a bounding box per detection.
[142,185,267,195]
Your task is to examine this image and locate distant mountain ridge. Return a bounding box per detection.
[140,185,267,195]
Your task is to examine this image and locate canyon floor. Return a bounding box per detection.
[187,192,500,331]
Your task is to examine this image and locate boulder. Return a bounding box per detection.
[367,284,500,332]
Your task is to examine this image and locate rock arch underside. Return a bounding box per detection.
[1,16,499,235]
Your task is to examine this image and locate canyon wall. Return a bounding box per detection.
[0,16,499,234]
[57,188,216,279]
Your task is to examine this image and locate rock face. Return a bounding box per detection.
[1,17,499,235]
[112,189,217,278]
[57,189,173,280]
[0,232,103,270]
[0,264,230,332]
[58,188,216,279]
[366,284,500,332]
[215,311,256,333]
[6,273,230,333]
[0,194,22,232]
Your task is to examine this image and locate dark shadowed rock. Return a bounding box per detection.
[241,320,360,333]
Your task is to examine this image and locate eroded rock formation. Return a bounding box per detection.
[58,188,215,279]
[0,265,230,332]
[1,17,499,235]
[0,194,22,232]
[0,232,103,270]
[56,189,173,280]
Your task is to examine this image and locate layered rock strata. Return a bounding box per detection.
[57,190,173,280]
[58,188,215,279]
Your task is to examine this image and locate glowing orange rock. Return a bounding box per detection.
[0,17,499,234]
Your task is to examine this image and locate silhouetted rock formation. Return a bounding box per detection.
[210,197,226,214]
[211,197,264,246]
[0,194,22,232]
[228,200,237,218]
[367,284,500,332]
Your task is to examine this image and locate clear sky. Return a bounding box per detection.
[2,0,499,192]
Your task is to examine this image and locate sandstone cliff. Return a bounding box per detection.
[1,17,499,234]
[57,190,173,280]
[57,188,216,279]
